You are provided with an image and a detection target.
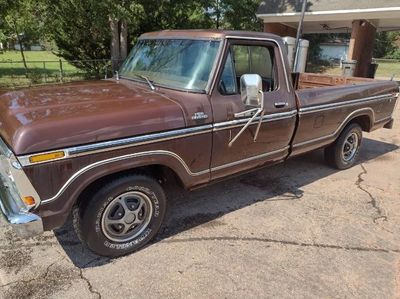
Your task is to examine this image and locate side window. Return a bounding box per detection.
[218,51,237,95]
[232,45,277,92]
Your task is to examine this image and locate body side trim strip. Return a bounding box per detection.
[18,111,296,167]
[211,146,289,172]
[41,146,290,204]
[292,108,376,148]
[41,150,210,204]
[18,125,213,166]
[298,94,395,114]
[213,110,297,131]
[19,93,395,167]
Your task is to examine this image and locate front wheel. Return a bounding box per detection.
[74,174,167,257]
[325,123,362,169]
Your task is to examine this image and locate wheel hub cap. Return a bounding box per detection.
[342,132,359,162]
[101,191,153,243]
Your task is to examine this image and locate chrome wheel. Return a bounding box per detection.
[101,191,153,242]
[341,132,359,162]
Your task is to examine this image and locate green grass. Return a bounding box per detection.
[0,51,88,88]
[316,61,400,79]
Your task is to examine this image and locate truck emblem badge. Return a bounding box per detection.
[191,112,208,120]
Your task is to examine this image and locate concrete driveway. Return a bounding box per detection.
[1,106,400,299]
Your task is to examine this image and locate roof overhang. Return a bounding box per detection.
[257,7,400,33]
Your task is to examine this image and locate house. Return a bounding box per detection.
[256,0,400,77]
[319,39,350,62]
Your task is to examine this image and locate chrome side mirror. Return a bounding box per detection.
[229,74,265,147]
[240,74,264,108]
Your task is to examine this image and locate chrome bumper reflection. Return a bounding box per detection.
[0,176,43,237]
[0,139,43,237]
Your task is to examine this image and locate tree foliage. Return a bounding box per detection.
[37,0,265,75]
[0,0,46,73]
[373,31,400,58]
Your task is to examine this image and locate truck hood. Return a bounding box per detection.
[0,80,185,155]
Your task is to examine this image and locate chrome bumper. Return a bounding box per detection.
[0,139,43,237]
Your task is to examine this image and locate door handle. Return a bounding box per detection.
[274,102,288,108]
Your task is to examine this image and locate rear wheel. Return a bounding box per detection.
[74,174,166,257]
[324,123,362,169]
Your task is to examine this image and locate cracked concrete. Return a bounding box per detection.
[0,105,400,298]
[356,163,388,223]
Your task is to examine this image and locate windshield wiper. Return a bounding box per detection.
[135,74,155,91]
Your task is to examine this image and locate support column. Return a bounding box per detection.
[347,20,376,77]
[264,23,296,37]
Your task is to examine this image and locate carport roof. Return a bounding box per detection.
[257,0,400,33]
[257,0,400,14]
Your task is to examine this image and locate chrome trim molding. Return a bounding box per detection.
[211,146,289,172]
[213,110,297,131]
[42,145,291,204]
[373,115,393,125]
[293,108,376,148]
[225,36,291,93]
[18,124,213,167]
[298,94,395,114]
[18,111,296,167]
[41,150,210,204]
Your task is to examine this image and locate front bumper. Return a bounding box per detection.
[0,139,43,237]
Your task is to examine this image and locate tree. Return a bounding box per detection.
[19,0,266,77]
[373,31,400,58]
[0,0,45,74]
[221,0,263,31]
[107,1,144,71]
[43,1,114,76]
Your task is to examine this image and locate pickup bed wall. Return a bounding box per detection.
[292,76,399,156]
[297,73,378,89]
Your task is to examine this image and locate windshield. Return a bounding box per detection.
[119,39,220,92]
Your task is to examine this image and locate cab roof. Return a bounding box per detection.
[139,29,281,41]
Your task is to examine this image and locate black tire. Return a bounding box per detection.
[324,123,362,170]
[74,174,166,257]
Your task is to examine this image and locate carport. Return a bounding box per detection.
[256,0,400,77]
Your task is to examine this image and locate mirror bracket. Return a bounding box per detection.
[228,89,264,147]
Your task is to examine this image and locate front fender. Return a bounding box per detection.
[35,150,210,230]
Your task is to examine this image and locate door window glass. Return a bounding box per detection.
[232,45,277,92]
[218,51,237,95]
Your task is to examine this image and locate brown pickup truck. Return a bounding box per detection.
[0,30,399,257]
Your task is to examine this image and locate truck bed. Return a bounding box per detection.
[291,73,399,156]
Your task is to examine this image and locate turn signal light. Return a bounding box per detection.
[23,196,36,206]
[29,151,65,163]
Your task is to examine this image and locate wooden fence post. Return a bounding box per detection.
[43,61,47,83]
[59,59,63,81]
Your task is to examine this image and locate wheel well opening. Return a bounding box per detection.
[75,165,183,208]
[350,115,371,132]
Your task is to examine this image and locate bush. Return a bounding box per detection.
[27,69,43,84]
[385,49,400,60]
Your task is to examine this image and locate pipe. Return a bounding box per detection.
[293,0,307,72]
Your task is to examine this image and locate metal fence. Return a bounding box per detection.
[0,59,123,88]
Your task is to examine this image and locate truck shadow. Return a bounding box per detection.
[54,137,398,268]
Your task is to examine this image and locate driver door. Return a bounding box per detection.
[210,39,297,179]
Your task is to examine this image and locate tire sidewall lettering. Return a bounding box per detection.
[95,183,160,250]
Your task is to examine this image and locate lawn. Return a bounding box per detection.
[0,51,104,88]
[0,50,77,71]
[314,60,400,80]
